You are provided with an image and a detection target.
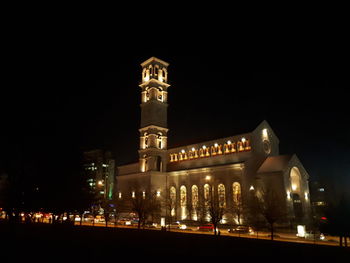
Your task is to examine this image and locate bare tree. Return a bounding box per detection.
[207,189,226,235]
[231,193,244,226]
[163,192,176,231]
[257,188,286,240]
[128,184,161,229]
[246,191,265,238]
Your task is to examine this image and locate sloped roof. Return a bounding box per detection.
[257,155,293,174]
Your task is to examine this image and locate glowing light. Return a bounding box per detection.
[227,140,231,145]
[202,145,206,149]
[98,180,103,186]
[249,185,255,191]
[287,191,291,200]
[205,176,211,181]
[241,137,246,143]
[292,184,297,191]
[214,143,218,147]
[181,149,185,153]
[304,192,308,200]
[262,129,268,140]
[191,147,195,151]
[297,225,306,237]
[157,190,161,197]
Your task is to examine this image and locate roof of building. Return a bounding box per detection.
[257,155,293,174]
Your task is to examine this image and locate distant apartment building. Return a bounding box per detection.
[309,180,327,219]
[82,150,115,201]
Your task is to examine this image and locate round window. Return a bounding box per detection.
[263,140,271,154]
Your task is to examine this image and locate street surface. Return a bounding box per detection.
[74,221,343,247]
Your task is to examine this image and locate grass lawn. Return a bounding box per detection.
[0,222,348,261]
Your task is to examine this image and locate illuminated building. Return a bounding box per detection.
[117,57,311,227]
[82,149,115,201]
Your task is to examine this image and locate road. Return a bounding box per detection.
[74,221,343,247]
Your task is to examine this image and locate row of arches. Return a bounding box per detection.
[169,140,251,163]
[142,65,168,83]
[170,182,242,220]
[140,132,167,150]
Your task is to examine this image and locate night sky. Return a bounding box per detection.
[1,29,349,201]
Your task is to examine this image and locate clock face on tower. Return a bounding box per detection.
[263,140,271,154]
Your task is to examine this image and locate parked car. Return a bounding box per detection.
[197,224,215,232]
[304,231,325,240]
[167,221,187,230]
[228,225,254,234]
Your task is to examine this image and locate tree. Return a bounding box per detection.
[231,193,244,226]
[163,191,176,231]
[257,188,286,241]
[128,184,161,229]
[207,188,226,235]
[246,191,265,238]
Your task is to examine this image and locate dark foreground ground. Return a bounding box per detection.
[0,222,348,262]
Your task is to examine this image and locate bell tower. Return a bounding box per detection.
[138,57,170,172]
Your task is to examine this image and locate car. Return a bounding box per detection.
[228,226,254,234]
[304,231,325,240]
[197,224,215,232]
[167,221,187,230]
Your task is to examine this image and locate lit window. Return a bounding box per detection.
[318,188,325,192]
[262,129,268,140]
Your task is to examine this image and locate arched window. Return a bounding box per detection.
[204,184,210,206]
[218,184,226,208]
[157,133,162,149]
[192,185,199,208]
[144,133,149,148]
[232,182,241,205]
[192,185,199,221]
[290,167,301,193]
[180,185,187,220]
[170,186,176,217]
[163,69,167,82]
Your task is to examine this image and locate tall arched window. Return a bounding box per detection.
[204,184,210,206]
[218,184,226,208]
[180,186,187,220]
[170,186,176,217]
[192,185,199,221]
[192,185,199,208]
[290,167,301,193]
[232,182,241,205]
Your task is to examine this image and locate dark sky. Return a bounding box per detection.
[0,26,348,199]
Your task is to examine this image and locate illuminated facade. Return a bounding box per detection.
[117,57,311,227]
